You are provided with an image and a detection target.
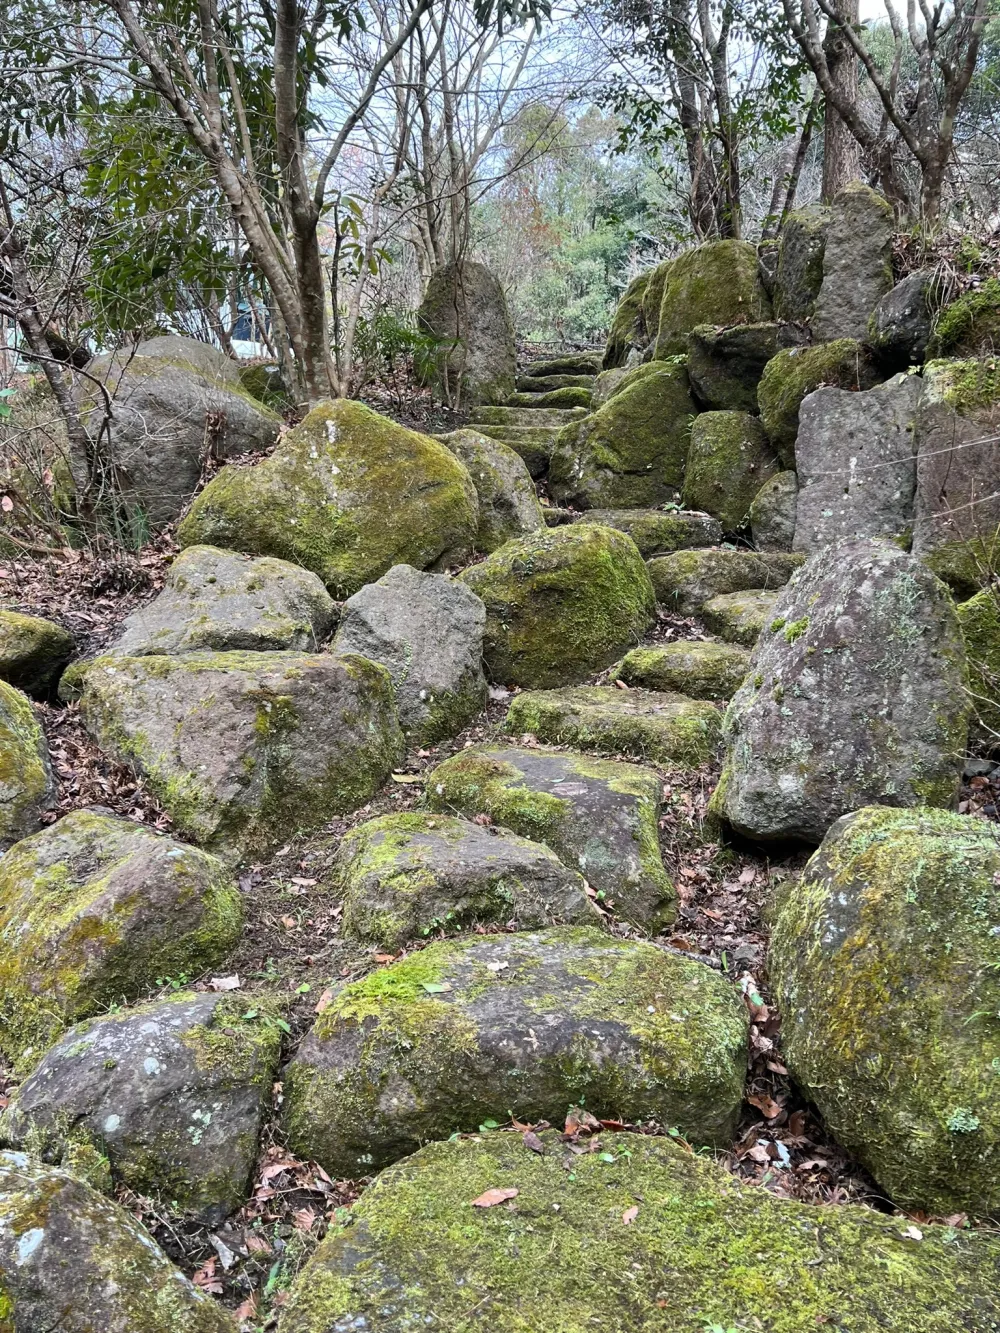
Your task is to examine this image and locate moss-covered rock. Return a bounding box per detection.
[687,322,793,413]
[572,508,721,556]
[522,353,603,377]
[417,259,516,406]
[647,548,803,615]
[700,589,780,646]
[0,680,55,851]
[467,423,561,478]
[460,525,655,689]
[868,270,936,368]
[505,686,722,768]
[283,926,747,1176]
[612,641,751,701]
[602,271,651,369]
[812,184,894,342]
[177,399,478,598]
[549,364,696,509]
[0,811,241,1069]
[957,588,1000,739]
[508,386,593,410]
[641,258,674,340]
[772,203,830,321]
[654,241,772,359]
[424,746,674,929]
[757,339,882,467]
[2,991,281,1222]
[333,812,595,949]
[0,612,74,698]
[770,805,1000,1215]
[279,1129,1000,1333]
[238,362,289,411]
[80,651,403,862]
[927,277,1000,359]
[515,374,595,393]
[437,429,545,550]
[592,360,664,408]
[0,1151,236,1331]
[749,470,798,552]
[682,412,780,531]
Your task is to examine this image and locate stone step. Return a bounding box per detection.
[570,509,722,557]
[542,506,574,526]
[611,640,751,700]
[470,425,559,478]
[522,351,603,376]
[469,406,587,428]
[701,589,779,646]
[515,373,596,393]
[507,386,593,410]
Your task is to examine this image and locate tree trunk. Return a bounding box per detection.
[821,0,862,200]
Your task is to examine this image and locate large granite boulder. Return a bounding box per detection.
[927,277,1000,359]
[868,270,937,368]
[771,806,1000,1215]
[647,549,802,615]
[424,746,674,929]
[80,651,403,861]
[682,411,780,531]
[548,364,696,509]
[0,611,73,697]
[278,1130,1000,1333]
[0,1151,235,1331]
[0,811,241,1068]
[332,564,485,744]
[749,470,798,551]
[2,991,281,1222]
[437,428,545,551]
[772,203,830,321]
[713,539,970,843]
[282,926,747,1175]
[417,259,516,405]
[613,640,751,701]
[571,508,722,556]
[957,589,1000,739]
[793,375,921,552]
[0,680,55,849]
[812,183,894,341]
[912,359,1000,595]
[333,812,595,949]
[460,525,655,689]
[686,322,796,413]
[602,271,652,368]
[80,336,280,529]
[177,399,478,598]
[757,339,883,467]
[654,241,772,358]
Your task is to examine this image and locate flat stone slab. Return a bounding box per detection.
[700,590,780,646]
[282,926,747,1176]
[647,549,803,615]
[468,424,560,477]
[469,406,588,427]
[504,686,722,767]
[425,746,674,929]
[515,374,595,392]
[507,386,593,409]
[522,353,603,376]
[613,641,751,700]
[572,509,722,557]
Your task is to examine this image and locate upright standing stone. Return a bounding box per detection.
[749,471,798,551]
[812,184,894,342]
[0,679,55,849]
[602,271,652,368]
[772,204,830,322]
[418,260,516,405]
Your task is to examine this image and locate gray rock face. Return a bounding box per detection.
[335,812,596,949]
[2,992,281,1223]
[107,544,336,659]
[0,1151,235,1332]
[425,746,674,929]
[714,538,970,843]
[332,564,486,744]
[772,204,830,322]
[133,334,241,383]
[749,471,798,551]
[812,184,894,342]
[437,429,544,551]
[0,611,74,698]
[793,375,921,552]
[282,926,748,1176]
[868,270,936,368]
[647,549,802,615]
[418,260,516,406]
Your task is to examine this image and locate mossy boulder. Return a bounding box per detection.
[957,588,1000,739]
[927,276,1000,358]
[772,203,830,321]
[424,746,674,929]
[279,1130,1000,1333]
[508,386,593,410]
[749,470,798,551]
[468,423,561,478]
[687,322,795,413]
[417,259,516,406]
[549,364,696,510]
[0,1151,236,1331]
[812,183,894,342]
[654,241,772,359]
[701,589,779,646]
[602,271,652,368]
[0,680,55,849]
[641,258,674,339]
[282,926,747,1176]
[757,339,883,467]
[713,539,970,843]
[593,360,664,408]
[912,359,1000,595]
[505,686,722,768]
[2,991,281,1222]
[0,811,241,1069]
[177,399,478,598]
[459,525,655,689]
[437,428,545,551]
[333,812,596,949]
[771,805,1000,1215]
[238,361,289,411]
[80,651,403,861]
[572,509,721,556]
[647,548,803,615]
[0,612,73,698]
[612,641,751,701]
[682,411,780,531]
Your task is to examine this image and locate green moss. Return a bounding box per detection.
[783,616,809,643]
[681,411,779,531]
[602,271,651,369]
[647,549,803,616]
[654,241,772,359]
[773,204,829,321]
[508,386,593,409]
[923,356,1000,417]
[0,612,74,698]
[0,679,53,847]
[640,259,674,339]
[612,641,751,701]
[757,340,882,466]
[929,279,1000,358]
[701,589,780,646]
[957,588,1000,737]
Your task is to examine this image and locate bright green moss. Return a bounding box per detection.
[654,240,771,359]
[682,411,779,531]
[0,679,53,847]
[957,588,1000,736]
[929,278,1000,358]
[923,356,1000,416]
[612,641,751,701]
[602,271,651,369]
[757,340,882,466]
[783,616,809,643]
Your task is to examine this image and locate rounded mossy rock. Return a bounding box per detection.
[592,360,664,408]
[417,259,516,406]
[80,650,403,863]
[957,588,1000,739]
[0,810,241,1071]
[602,271,652,369]
[282,926,748,1176]
[176,399,478,598]
[238,361,290,411]
[701,589,779,646]
[927,277,1000,359]
[757,340,882,467]
[332,812,596,950]
[0,679,55,850]
[278,1129,1000,1333]
[549,364,696,510]
[682,411,781,531]
[686,321,791,414]
[424,746,674,930]
[713,538,970,844]
[0,1150,236,1332]
[868,270,936,369]
[1,991,282,1223]
[654,240,772,359]
[508,386,593,410]
[770,805,1000,1216]
[647,548,803,616]
[772,203,830,321]
[0,612,74,698]
[612,641,751,701]
[572,509,721,557]
[505,686,722,768]
[437,428,545,551]
[749,469,798,552]
[459,525,655,689]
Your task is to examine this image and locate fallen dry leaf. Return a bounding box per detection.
[471,1187,519,1208]
[748,1092,783,1120]
[523,1131,545,1155]
[314,987,335,1014]
[209,974,240,991]
[622,1205,639,1224]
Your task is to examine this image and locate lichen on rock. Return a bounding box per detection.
[757,340,882,467]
